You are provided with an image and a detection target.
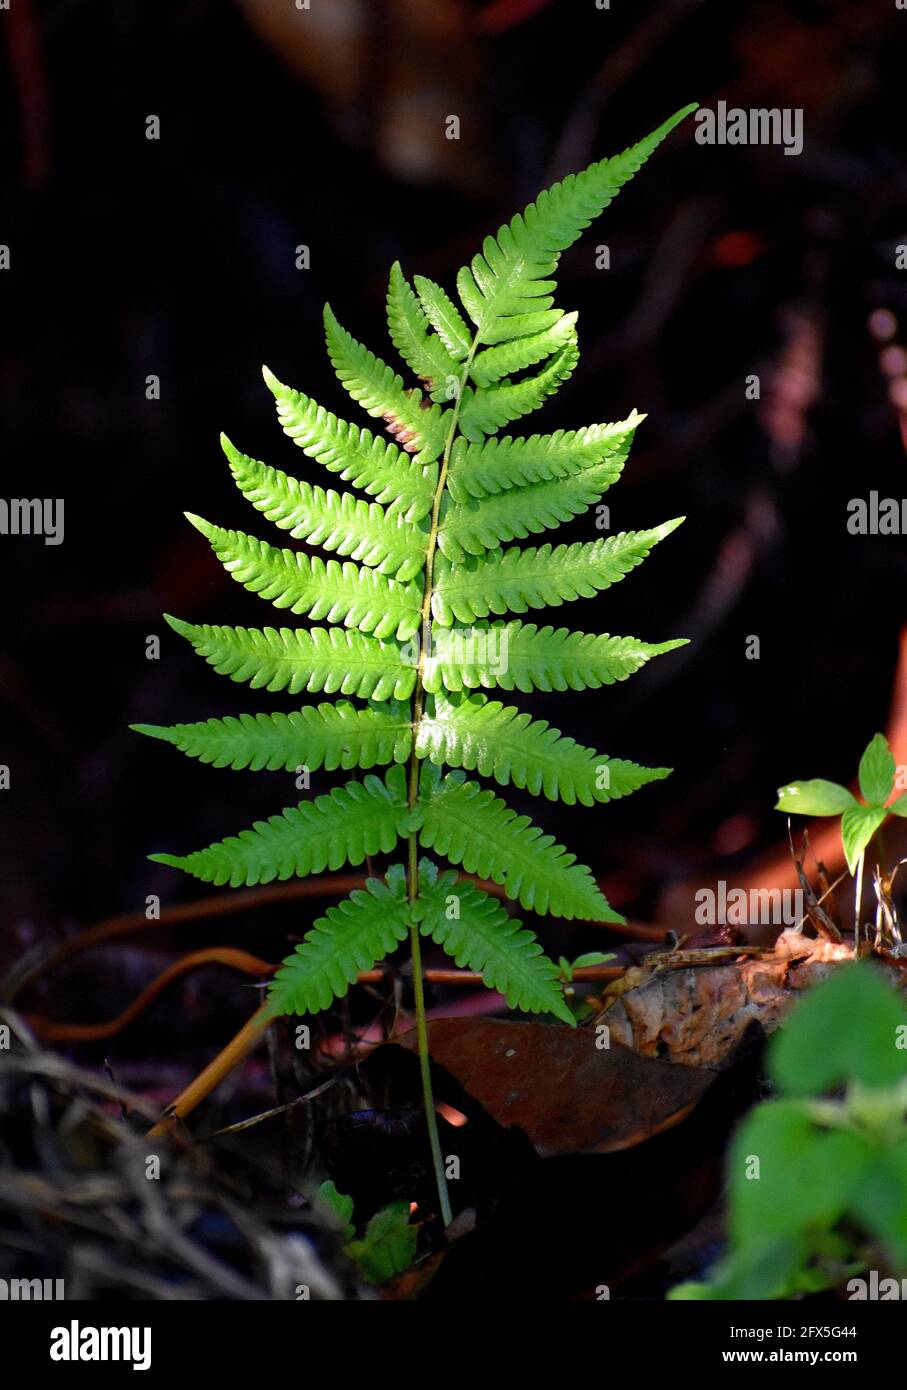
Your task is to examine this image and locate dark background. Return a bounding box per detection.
[2,0,907,1041]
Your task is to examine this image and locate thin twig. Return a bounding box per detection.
[146,1004,274,1139]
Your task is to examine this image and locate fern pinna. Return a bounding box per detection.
[136,103,695,1221]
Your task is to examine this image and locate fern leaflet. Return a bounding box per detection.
[186,515,423,641]
[457,337,579,439]
[132,699,413,773]
[164,616,418,701]
[386,262,461,400]
[417,764,622,922]
[268,867,413,1015]
[223,435,427,581]
[414,860,574,1024]
[416,691,670,805]
[431,521,684,625]
[151,766,418,887]
[413,275,472,360]
[324,304,449,463]
[423,622,687,694]
[446,415,642,501]
[455,104,695,345]
[263,367,437,522]
[436,457,622,561]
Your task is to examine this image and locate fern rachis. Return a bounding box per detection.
[137,104,696,1224]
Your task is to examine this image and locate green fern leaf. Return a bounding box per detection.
[132,699,413,773]
[469,312,578,388]
[446,414,642,502]
[456,105,695,344]
[437,457,621,561]
[414,860,574,1023]
[324,304,449,463]
[164,616,417,701]
[144,106,695,1080]
[268,866,412,1015]
[150,766,417,887]
[413,275,472,360]
[423,621,687,694]
[457,337,579,440]
[186,515,423,641]
[223,437,427,582]
[476,308,565,346]
[263,367,436,522]
[417,764,622,921]
[431,519,684,625]
[417,690,669,805]
[386,262,460,400]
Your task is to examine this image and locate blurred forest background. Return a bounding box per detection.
[2,0,907,1059]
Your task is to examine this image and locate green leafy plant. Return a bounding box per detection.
[671,963,907,1300]
[316,1181,417,1286]
[135,103,696,1223]
[776,732,907,931]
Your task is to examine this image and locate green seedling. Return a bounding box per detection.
[777,732,907,942]
[671,963,907,1300]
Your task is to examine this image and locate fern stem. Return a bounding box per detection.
[409,920,453,1227]
[404,337,480,1226]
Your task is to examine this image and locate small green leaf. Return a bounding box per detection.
[888,791,907,818]
[728,1102,870,1249]
[316,1181,355,1242]
[841,803,887,874]
[858,732,895,806]
[668,1280,717,1301]
[769,962,907,1096]
[848,1137,907,1266]
[671,1239,811,1302]
[774,779,857,816]
[571,951,615,970]
[347,1201,418,1284]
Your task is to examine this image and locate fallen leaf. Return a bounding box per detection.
[399,1017,714,1157]
[597,931,907,1067]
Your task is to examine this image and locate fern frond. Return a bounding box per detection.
[469,312,578,388]
[186,515,423,641]
[263,367,436,522]
[164,616,417,701]
[431,519,684,625]
[437,457,621,561]
[446,414,642,502]
[268,866,412,1015]
[414,860,573,1023]
[417,764,622,921]
[132,699,413,773]
[324,304,449,463]
[223,436,427,582]
[386,262,460,400]
[150,766,417,887]
[145,107,694,1049]
[457,337,579,440]
[456,105,695,345]
[423,621,687,694]
[413,275,472,360]
[417,691,669,805]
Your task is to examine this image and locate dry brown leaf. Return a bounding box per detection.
[596,930,906,1068]
[399,1016,714,1157]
